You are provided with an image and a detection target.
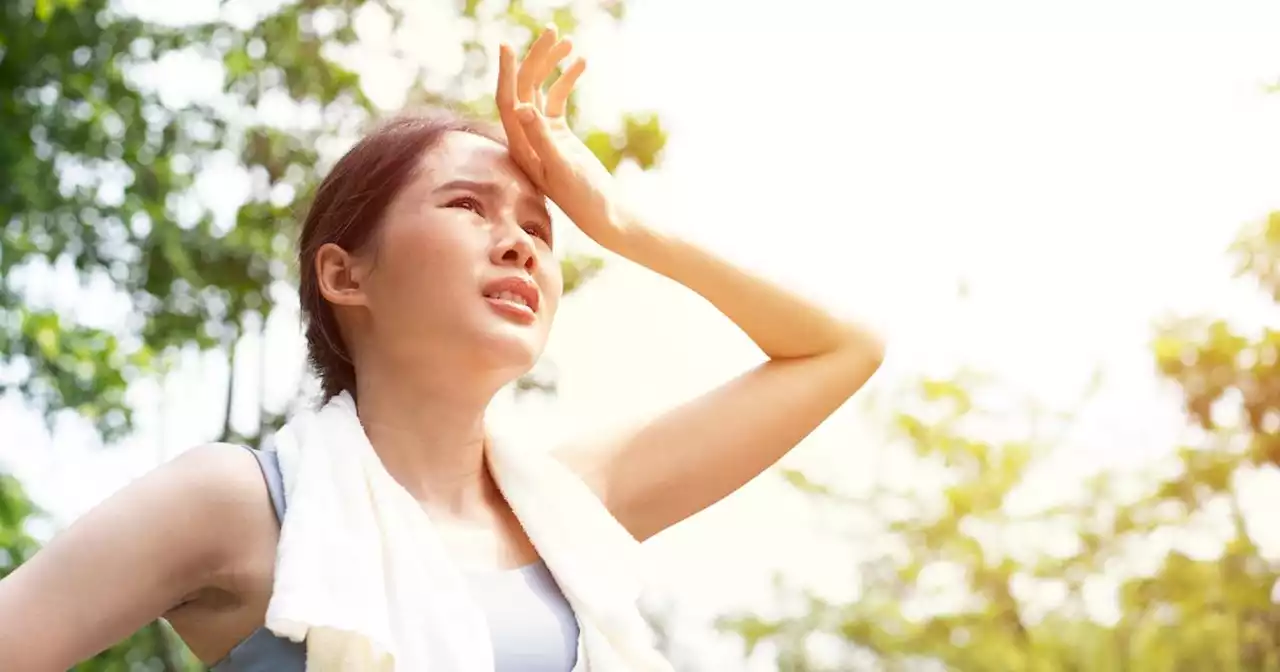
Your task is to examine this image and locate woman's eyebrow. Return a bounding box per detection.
[433,179,500,197]
[434,179,549,219]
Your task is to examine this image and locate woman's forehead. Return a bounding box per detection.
[421,131,522,183]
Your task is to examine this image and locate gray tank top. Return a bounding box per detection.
[208,448,579,672]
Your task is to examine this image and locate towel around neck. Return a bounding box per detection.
[262,391,673,672]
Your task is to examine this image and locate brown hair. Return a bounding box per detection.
[298,110,503,403]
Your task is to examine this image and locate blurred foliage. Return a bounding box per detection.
[0,475,41,578]
[1,0,664,667]
[721,212,1280,670]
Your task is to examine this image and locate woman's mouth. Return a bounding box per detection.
[481,276,541,324]
[484,293,536,323]
[485,289,532,309]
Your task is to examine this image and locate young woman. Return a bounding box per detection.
[0,28,883,671]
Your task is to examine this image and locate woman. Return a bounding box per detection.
[0,27,883,671]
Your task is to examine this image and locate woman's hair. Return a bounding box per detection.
[297,110,503,403]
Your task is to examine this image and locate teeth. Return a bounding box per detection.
[489,290,529,308]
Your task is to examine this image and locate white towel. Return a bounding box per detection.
[262,391,673,672]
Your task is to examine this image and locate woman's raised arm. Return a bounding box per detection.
[494,27,885,541]
[554,224,883,540]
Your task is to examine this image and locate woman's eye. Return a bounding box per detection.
[524,224,552,245]
[448,196,483,214]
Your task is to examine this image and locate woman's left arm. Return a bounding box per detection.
[497,30,885,541]
[558,223,884,541]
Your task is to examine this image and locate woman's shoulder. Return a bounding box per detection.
[78,442,274,554]
[0,443,280,670]
[120,442,281,581]
[162,443,284,572]
[159,444,286,663]
[169,443,279,516]
[104,441,281,588]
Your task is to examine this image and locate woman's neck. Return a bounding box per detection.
[353,367,503,523]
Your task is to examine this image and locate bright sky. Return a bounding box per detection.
[4,0,1280,668]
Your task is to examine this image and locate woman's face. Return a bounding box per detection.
[331,131,563,382]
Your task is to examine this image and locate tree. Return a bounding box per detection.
[1,0,665,667]
[1132,211,1280,670]
[721,212,1280,671]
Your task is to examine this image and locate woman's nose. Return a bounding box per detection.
[493,224,537,272]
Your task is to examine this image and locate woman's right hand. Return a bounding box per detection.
[494,26,634,251]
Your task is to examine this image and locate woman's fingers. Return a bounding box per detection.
[496,42,519,110]
[499,25,582,184]
[544,57,586,118]
[515,27,557,103]
[517,28,573,105]
[496,43,541,177]
[515,104,558,172]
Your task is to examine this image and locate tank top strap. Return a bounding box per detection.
[242,446,287,524]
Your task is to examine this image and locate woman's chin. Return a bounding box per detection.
[472,328,545,374]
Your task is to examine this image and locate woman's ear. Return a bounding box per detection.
[315,242,369,307]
